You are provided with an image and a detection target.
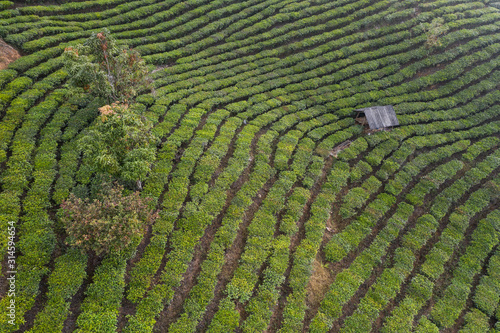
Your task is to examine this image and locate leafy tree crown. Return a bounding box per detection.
[60,182,158,256]
[78,102,157,186]
[63,29,151,102]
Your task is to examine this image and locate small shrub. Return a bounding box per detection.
[423,18,449,49]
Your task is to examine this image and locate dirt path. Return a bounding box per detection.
[0,39,21,70]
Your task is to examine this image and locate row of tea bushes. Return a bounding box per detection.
[0,97,71,330]
[26,249,87,333]
[381,158,500,332]
[429,205,500,329]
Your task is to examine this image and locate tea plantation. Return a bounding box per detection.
[0,0,499,332]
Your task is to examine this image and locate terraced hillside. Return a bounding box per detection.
[0,0,499,332]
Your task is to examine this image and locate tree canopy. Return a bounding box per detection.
[63,28,151,102]
[60,182,158,256]
[78,102,157,189]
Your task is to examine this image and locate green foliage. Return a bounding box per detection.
[429,207,500,329]
[27,249,87,332]
[423,18,449,49]
[340,187,369,218]
[60,183,158,256]
[78,102,157,186]
[63,28,151,102]
[474,249,500,316]
[75,253,131,333]
[463,137,499,161]
[1,1,500,331]
[459,309,490,333]
[350,160,372,182]
[415,317,439,333]
[0,1,13,10]
[206,299,239,332]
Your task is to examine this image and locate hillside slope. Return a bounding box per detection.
[0,0,499,332]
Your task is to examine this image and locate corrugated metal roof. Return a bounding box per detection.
[355,105,399,129]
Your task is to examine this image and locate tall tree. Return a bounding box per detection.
[63,28,151,103]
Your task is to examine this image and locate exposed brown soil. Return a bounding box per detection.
[0,39,21,70]
[131,106,215,295]
[276,0,396,59]
[371,209,429,332]
[305,259,334,312]
[0,255,9,298]
[0,217,23,299]
[12,0,91,7]
[326,195,344,234]
[237,260,271,330]
[414,64,443,79]
[121,117,249,331]
[151,64,169,74]
[306,203,424,332]
[328,152,493,331]
[3,3,498,333]
[117,297,136,333]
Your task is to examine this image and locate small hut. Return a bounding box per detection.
[355,105,399,130]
